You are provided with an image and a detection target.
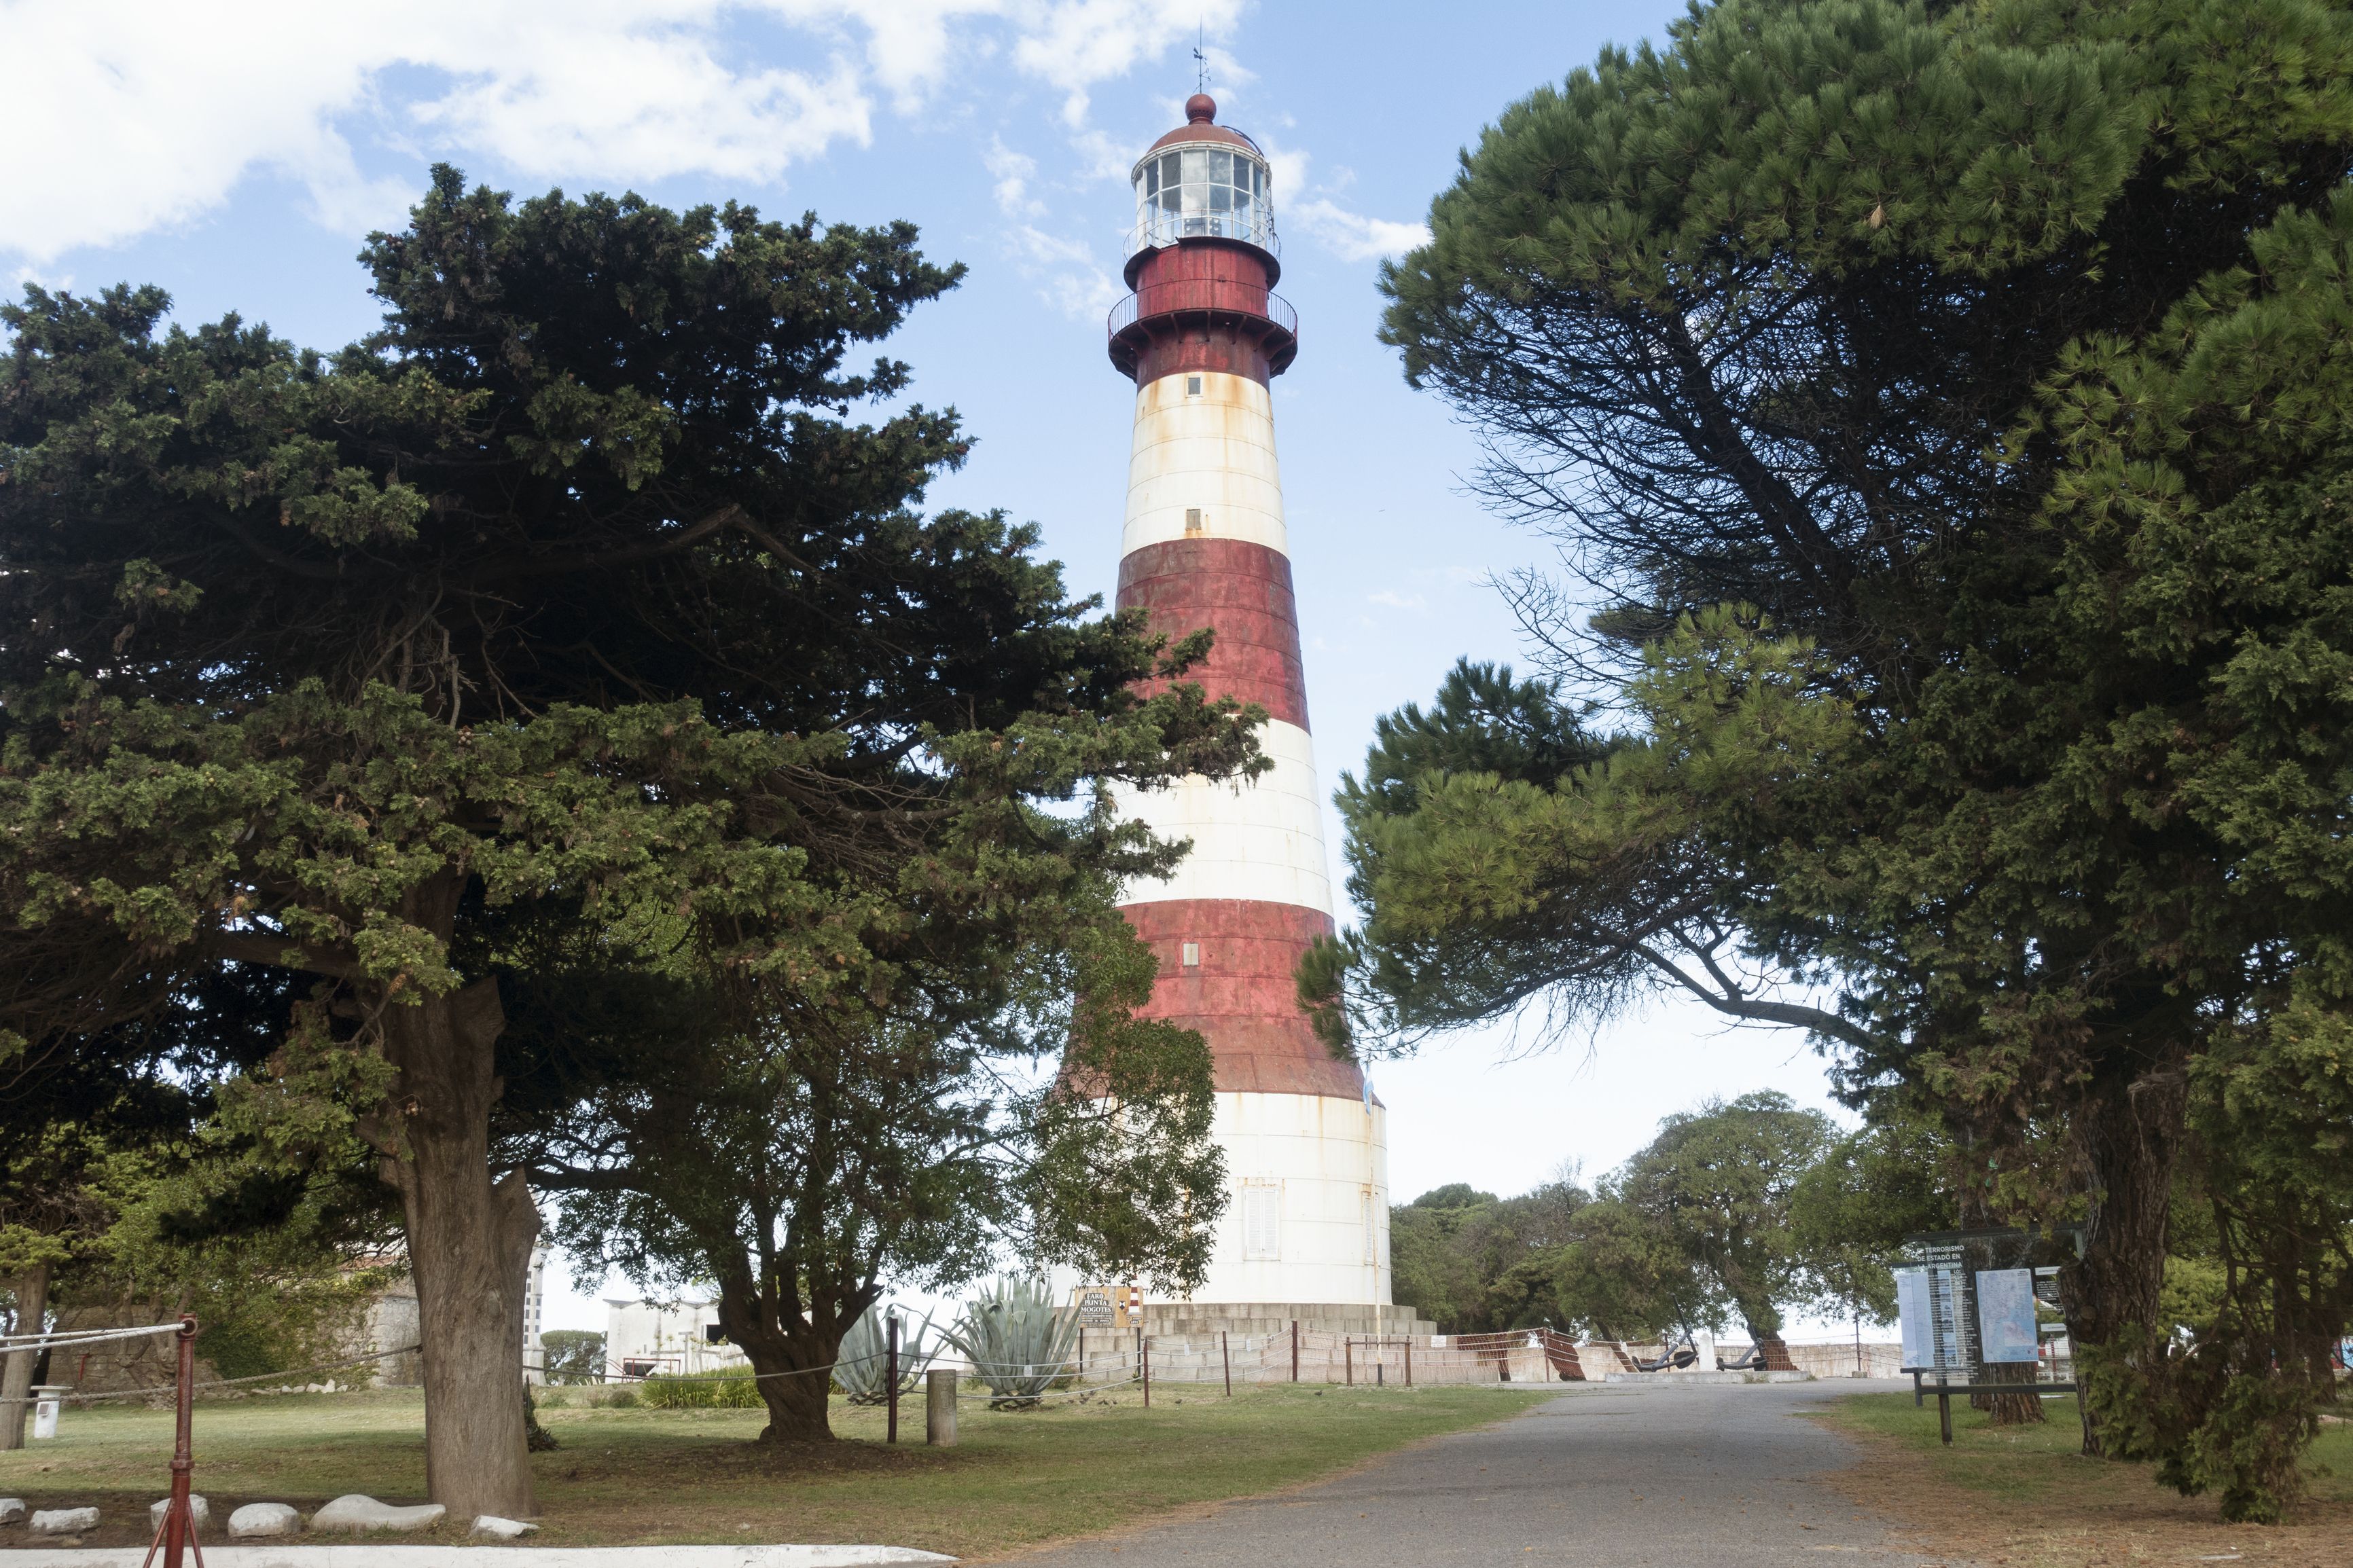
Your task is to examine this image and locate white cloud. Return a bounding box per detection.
[1367,589,1428,614]
[407,25,875,185]
[1009,0,1246,126]
[984,139,1045,218]
[0,0,1246,263]
[1257,141,1427,264]
[1287,198,1429,263]
[1003,222,1119,322]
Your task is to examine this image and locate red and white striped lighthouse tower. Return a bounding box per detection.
[1107,95,1401,1323]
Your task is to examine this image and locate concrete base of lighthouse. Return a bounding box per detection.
[1192,1090,1391,1305]
[1142,1090,1426,1338]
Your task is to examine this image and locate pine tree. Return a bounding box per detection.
[1346,0,2353,1508]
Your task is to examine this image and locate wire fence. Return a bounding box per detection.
[9,1323,1734,1415]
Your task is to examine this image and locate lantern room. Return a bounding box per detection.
[1126,94,1279,278]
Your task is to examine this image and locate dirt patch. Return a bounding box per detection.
[1822,1416,2353,1566]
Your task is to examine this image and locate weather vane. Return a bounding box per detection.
[1193,22,1208,94]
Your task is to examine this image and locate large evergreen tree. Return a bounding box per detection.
[0,170,1255,1512]
[1324,0,2353,1512]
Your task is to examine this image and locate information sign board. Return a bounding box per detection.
[1897,1269,1935,1370]
[1976,1269,2038,1363]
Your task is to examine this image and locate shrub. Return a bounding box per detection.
[540,1329,607,1384]
[833,1305,941,1404]
[639,1365,761,1409]
[946,1275,1079,1409]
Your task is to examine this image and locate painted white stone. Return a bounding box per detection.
[149,1495,211,1531]
[0,1546,956,1565]
[30,1506,100,1534]
[307,1494,447,1533]
[471,1514,539,1539]
[1110,720,1333,914]
[0,1496,23,1524]
[228,1501,303,1537]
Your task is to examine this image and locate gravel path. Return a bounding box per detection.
[1005,1377,1952,1566]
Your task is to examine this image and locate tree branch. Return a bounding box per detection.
[1631,943,1882,1055]
[196,929,360,977]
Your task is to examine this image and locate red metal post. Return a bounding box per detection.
[1221,1330,1231,1397]
[142,1315,202,1568]
[886,1315,899,1444]
[1291,1319,1298,1383]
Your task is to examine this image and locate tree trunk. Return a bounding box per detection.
[380,975,542,1517]
[719,1279,841,1444]
[0,1262,52,1451]
[2064,1062,2187,1456]
[1981,1358,2046,1425]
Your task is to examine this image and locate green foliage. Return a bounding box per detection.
[1786,1108,1956,1326]
[540,1330,606,1385]
[1388,1179,1587,1333]
[639,1366,764,1409]
[1409,1184,1498,1210]
[1613,1091,1836,1338]
[1,166,1260,1480]
[945,1275,1079,1409]
[1348,0,2353,1503]
[1399,1093,1879,1343]
[1546,1196,1713,1343]
[832,1306,941,1404]
[1304,620,1860,1059]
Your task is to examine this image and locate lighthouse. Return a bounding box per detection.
[1106,95,1416,1334]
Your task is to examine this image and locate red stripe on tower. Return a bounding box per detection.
[1117,539,1310,731]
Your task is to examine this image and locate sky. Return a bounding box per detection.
[3,0,1865,1336]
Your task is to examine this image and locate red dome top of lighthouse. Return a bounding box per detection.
[1143,94,1261,157]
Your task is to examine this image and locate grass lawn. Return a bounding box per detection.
[0,1382,1554,1559]
[1816,1391,2353,1567]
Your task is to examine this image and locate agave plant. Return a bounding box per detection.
[946,1275,1081,1410]
[832,1303,940,1405]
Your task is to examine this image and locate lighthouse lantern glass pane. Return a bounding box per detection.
[1129,145,1276,253]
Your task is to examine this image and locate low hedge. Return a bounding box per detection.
[638,1366,764,1408]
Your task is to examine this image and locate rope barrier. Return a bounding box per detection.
[0,1321,187,1350]
[10,1334,1173,1407]
[618,1349,1114,1385]
[954,1371,1141,1406]
[15,1343,425,1407]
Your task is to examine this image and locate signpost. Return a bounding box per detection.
[1896,1228,2081,1444]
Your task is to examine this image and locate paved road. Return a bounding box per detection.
[1008,1378,1950,1567]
